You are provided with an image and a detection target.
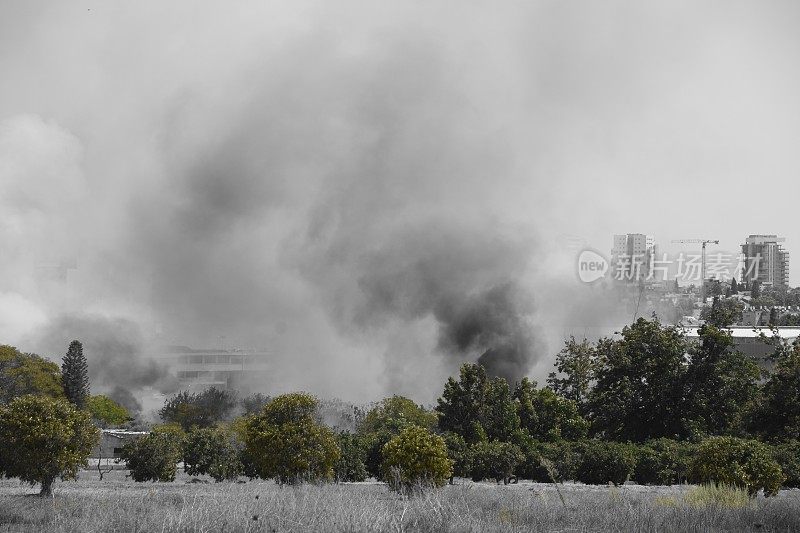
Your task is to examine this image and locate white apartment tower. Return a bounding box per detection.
[612,233,657,282]
[741,235,789,289]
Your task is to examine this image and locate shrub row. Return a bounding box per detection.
[446,434,793,496]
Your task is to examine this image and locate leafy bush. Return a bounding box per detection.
[469,441,524,484]
[121,431,183,482]
[575,440,637,486]
[510,432,582,482]
[159,388,238,430]
[183,427,243,482]
[442,432,471,481]
[380,426,452,493]
[360,396,437,434]
[688,436,785,496]
[334,432,368,482]
[514,378,588,441]
[87,394,130,427]
[0,395,99,496]
[633,438,695,485]
[243,393,340,483]
[771,440,800,488]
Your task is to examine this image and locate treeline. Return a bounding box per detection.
[1,316,799,496]
[125,317,800,495]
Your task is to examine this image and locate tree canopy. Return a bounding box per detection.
[0,345,64,404]
[0,395,99,496]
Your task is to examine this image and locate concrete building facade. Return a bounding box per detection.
[612,233,657,282]
[741,235,789,289]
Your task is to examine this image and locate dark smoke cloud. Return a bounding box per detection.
[5,2,800,402]
[27,314,178,394]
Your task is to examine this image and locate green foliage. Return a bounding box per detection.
[514,378,588,442]
[684,325,760,437]
[87,394,130,428]
[436,363,520,443]
[754,339,800,440]
[0,345,64,404]
[239,393,270,416]
[511,432,582,482]
[0,395,99,496]
[482,377,520,442]
[159,387,238,430]
[61,340,90,409]
[334,432,368,482]
[547,336,595,413]
[574,440,637,486]
[183,427,243,482]
[380,426,452,492]
[771,440,800,488]
[360,395,437,435]
[468,440,524,483]
[121,431,183,482]
[688,436,785,496]
[441,432,471,480]
[243,393,339,483]
[588,318,688,442]
[358,396,439,478]
[361,429,394,478]
[633,438,694,485]
[437,363,490,443]
[701,297,744,327]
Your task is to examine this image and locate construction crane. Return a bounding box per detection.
[671,239,720,301]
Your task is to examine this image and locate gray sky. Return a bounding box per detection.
[1,1,799,401]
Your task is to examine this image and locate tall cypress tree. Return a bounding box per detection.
[62,340,90,409]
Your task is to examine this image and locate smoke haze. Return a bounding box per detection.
[2,1,800,402]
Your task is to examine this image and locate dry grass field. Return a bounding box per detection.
[1,470,799,532]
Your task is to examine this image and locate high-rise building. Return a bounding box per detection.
[611,233,657,282]
[741,235,789,289]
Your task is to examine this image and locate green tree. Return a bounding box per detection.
[468,440,524,484]
[121,431,183,482]
[0,395,99,496]
[684,325,760,437]
[441,432,471,482]
[356,395,438,478]
[239,393,270,415]
[183,427,243,481]
[436,363,520,443]
[689,436,784,496]
[730,278,739,294]
[436,363,490,443]
[753,339,800,440]
[751,280,761,299]
[574,440,637,486]
[381,426,452,493]
[61,340,89,409]
[360,395,437,434]
[0,345,64,404]
[159,388,238,430]
[769,307,779,327]
[243,393,339,483]
[482,377,520,441]
[334,431,368,482]
[87,394,130,428]
[514,378,588,441]
[546,337,595,414]
[587,318,688,441]
[702,297,744,327]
